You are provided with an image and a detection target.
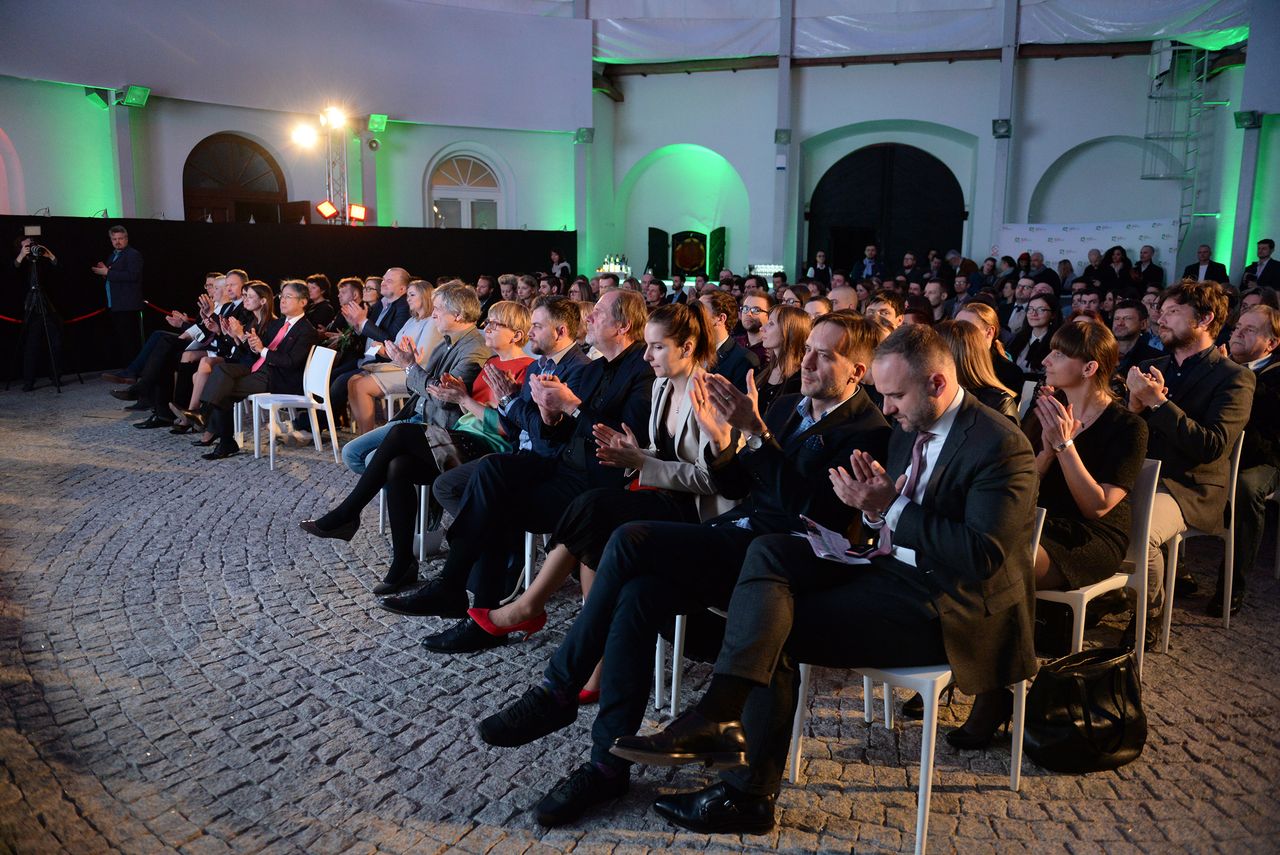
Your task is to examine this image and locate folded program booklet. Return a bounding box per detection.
[794,515,879,565]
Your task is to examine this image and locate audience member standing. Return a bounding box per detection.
[93,225,144,370]
[1182,245,1229,285]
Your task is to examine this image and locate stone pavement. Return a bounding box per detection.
[1,380,1278,854]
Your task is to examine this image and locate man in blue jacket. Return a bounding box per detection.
[93,225,144,370]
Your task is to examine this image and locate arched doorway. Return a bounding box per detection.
[807,144,965,277]
[183,133,289,223]
[427,154,502,229]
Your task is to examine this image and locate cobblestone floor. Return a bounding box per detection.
[1,380,1278,854]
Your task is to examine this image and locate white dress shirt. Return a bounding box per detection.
[865,387,966,568]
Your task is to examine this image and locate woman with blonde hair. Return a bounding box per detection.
[347,280,442,434]
[955,300,1026,399]
[754,305,811,415]
[934,320,1019,421]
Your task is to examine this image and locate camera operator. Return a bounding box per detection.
[13,236,61,391]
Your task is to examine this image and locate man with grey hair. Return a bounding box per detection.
[93,224,145,369]
[1027,251,1061,291]
[1134,244,1164,289]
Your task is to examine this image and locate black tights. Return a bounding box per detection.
[320,423,440,572]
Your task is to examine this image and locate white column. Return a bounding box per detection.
[110,104,136,218]
[988,0,1020,243]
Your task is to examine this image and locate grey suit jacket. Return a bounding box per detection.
[880,393,1040,694]
[406,326,494,429]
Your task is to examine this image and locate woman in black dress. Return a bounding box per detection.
[1025,318,1148,590]
[754,305,810,415]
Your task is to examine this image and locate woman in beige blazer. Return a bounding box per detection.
[463,303,742,701]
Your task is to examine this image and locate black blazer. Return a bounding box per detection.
[362,295,411,344]
[105,245,144,311]
[1182,260,1230,285]
[879,392,1040,694]
[714,336,761,394]
[503,345,593,457]
[540,342,655,488]
[1010,329,1053,380]
[991,347,1026,400]
[1243,258,1280,289]
[1132,262,1164,289]
[1138,347,1255,531]
[256,317,320,395]
[1242,357,1280,469]
[706,388,891,536]
[973,385,1019,422]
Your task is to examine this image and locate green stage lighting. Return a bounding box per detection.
[367,113,388,133]
[118,85,150,107]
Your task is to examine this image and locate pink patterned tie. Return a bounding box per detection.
[869,431,935,555]
[252,322,291,372]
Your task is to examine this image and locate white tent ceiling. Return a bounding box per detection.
[407,0,1250,61]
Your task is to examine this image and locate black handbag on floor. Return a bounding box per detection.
[1024,647,1146,773]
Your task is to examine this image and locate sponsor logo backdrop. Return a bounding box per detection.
[994,219,1179,280]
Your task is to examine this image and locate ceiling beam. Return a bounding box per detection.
[592,73,623,102]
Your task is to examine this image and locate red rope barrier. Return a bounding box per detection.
[0,314,21,324]
[65,308,108,324]
[145,301,196,322]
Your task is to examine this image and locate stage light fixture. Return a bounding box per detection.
[367,113,388,133]
[348,204,367,222]
[291,123,319,147]
[84,87,109,110]
[316,200,339,220]
[118,85,150,107]
[992,118,1012,139]
[321,106,346,128]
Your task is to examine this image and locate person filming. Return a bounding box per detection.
[13,236,62,392]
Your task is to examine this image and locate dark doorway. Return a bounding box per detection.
[807,144,965,278]
[183,133,290,223]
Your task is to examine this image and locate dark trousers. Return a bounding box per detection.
[20,310,62,387]
[201,363,268,444]
[108,310,142,369]
[432,457,482,518]
[325,423,441,572]
[1222,463,1280,595]
[329,363,362,416]
[134,334,187,416]
[542,520,757,768]
[437,453,591,608]
[710,534,946,796]
[128,330,179,377]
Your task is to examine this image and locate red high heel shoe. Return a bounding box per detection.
[468,607,547,640]
[577,689,600,705]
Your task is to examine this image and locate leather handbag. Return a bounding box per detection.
[1024,647,1146,773]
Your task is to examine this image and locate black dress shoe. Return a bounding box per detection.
[610,709,747,769]
[169,423,195,435]
[191,437,216,447]
[372,560,419,596]
[110,388,139,401]
[899,680,956,721]
[1205,589,1244,617]
[299,517,360,543]
[134,415,175,429]
[422,617,509,653]
[945,689,1013,750]
[1173,572,1198,598]
[378,580,468,618]
[535,763,629,827]
[202,443,240,460]
[1121,614,1159,652]
[125,400,151,411]
[478,685,577,748]
[653,781,776,835]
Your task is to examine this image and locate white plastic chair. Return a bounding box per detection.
[249,346,341,470]
[1036,459,1160,680]
[786,508,1045,855]
[1017,380,1038,420]
[1161,431,1244,646]
[385,392,411,420]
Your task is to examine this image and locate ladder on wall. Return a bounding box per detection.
[1140,43,1220,248]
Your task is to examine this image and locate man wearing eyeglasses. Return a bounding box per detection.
[734,294,773,363]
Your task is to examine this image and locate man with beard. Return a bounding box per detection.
[734,293,772,363]
[1112,299,1162,378]
[474,313,890,828]
[1124,279,1253,648]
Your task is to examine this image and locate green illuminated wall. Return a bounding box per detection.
[1250,114,1279,249]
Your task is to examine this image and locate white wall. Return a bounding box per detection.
[0,76,116,216]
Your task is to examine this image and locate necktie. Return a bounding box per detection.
[252,322,292,372]
[867,431,936,557]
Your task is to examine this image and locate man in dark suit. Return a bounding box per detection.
[1125,279,1254,646]
[1210,305,1280,615]
[1182,244,1230,285]
[857,244,884,280]
[1112,299,1163,382]
[379,290,655,648]
[473,313,892,828]
[605,324,1038,833]
[1242,239,1279,290]
[699,290,760,393]
[198,281,320,460]
[328,266,412,416]
[1132,245,1165,289]
[92,225,144,370]
[1027,251,1061,292]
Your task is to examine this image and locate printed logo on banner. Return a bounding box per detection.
[1048,237,1061,243]
[1029,226,1045,232]
[1097,226,1107,231]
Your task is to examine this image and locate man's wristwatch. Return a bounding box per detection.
[745,429,774,451]
[498,394,513,409]
[569,406,582,420]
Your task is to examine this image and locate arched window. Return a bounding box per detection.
[428,155,501,229]
[183,133,288,223]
